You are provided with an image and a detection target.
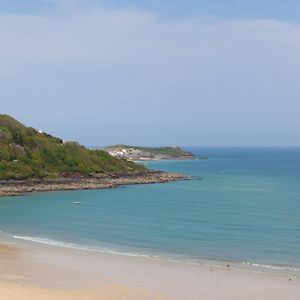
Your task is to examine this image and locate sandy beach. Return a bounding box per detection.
[0,239,299,300]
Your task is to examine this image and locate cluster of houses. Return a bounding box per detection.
[103,147,153,161]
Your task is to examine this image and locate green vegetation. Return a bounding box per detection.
[0,115,145,180]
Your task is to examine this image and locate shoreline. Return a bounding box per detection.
[0,237,299,300]
[1,231,299,279]
[0,171,188,197]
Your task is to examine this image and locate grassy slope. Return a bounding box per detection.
[0,115,145,180]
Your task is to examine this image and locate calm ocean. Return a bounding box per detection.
[0,148,299,272]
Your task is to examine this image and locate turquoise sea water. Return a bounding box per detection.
[0,148,299,272]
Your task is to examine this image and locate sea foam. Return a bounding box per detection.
[13,235,157,259]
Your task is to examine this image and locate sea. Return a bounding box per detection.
[0,147,299,274]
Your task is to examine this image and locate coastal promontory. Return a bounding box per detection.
[103,144,195,161]
[0,114,185,196]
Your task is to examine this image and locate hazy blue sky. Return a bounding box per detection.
[1,0,300,147]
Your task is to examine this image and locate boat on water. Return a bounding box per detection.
[73,202,81,205]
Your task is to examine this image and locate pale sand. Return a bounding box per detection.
[0,241,299,300]
[0,282,152,300]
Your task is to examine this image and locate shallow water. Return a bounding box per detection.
[0,147,299,272]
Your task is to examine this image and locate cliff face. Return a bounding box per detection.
[103,145,195,161]
[0,115,145,180]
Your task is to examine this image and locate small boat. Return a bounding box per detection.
[73,202,81,205]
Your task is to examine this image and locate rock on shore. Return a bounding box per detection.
[0,171,188,197]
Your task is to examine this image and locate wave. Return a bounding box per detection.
[12,235,300,275]
[241,261,299,273]
[13,235,159,259]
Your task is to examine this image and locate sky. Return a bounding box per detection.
[0,0,300,147]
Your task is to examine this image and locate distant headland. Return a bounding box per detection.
[0,114,187,196]
[102,144,196,161]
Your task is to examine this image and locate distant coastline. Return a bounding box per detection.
[102,145,196,161]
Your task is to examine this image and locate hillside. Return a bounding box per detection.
[0,115,146,180]
[103,144,195,161]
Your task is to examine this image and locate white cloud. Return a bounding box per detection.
[0,9,299,72]
[0,5,299,145]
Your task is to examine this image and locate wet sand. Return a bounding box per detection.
[0,240,299,300]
